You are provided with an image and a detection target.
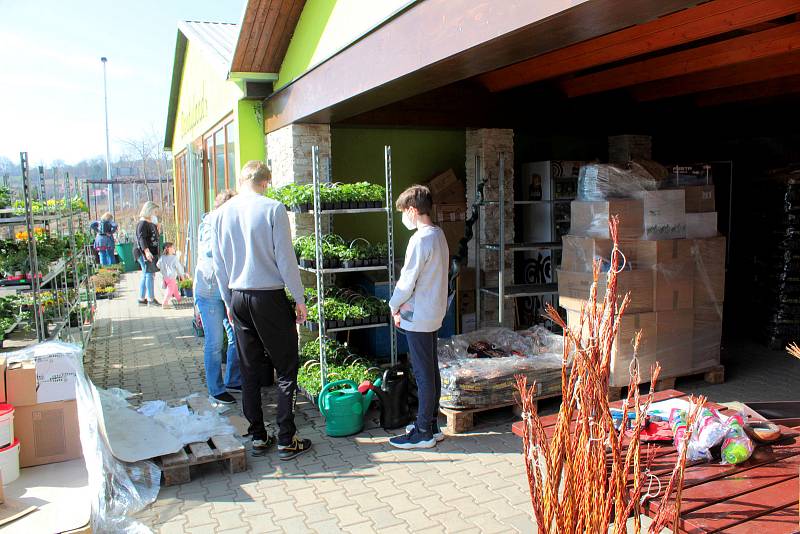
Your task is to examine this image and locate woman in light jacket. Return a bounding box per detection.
[194,190,241,404]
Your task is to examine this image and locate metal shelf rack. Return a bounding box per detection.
[0,152,96,349]
[308,145,397,386]
[473,153,572,328]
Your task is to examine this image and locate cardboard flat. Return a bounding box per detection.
[684,184,715,213]
[5,362,36,407]
[32,352,78,404]
[570,200,643,239]
[686,212,718,238]
[0,357,5,403]
[100,394,182,463]
[558,269,654,314]
[3,458,89,534]
[425,169,465,203]
[0,499,37,528]
[15,400,82,468]
[432,203,466,223]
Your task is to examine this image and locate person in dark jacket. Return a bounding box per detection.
[90,212,118,265]
[135,201,160,306]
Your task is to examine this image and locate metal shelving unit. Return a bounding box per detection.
[474,153,574,327]
[0,152,96,348]
[309,145,397,386]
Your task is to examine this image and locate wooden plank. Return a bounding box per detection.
[160,447,189,468]
[258,0,296,72]
[480,0,800,92]
[250,0,282,72]
[188,441,216,463]
[241,0,273,71]
[723,503,800,533]
[694,73,800,106]
[633,49,800,101]
[268,0,306,74]
[231,0,260,71]
[563,21,800,97]
[676,476,799,533]
[210,434,244,457]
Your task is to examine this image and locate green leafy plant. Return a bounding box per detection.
[178,277,193,290]
[0,186,13,209]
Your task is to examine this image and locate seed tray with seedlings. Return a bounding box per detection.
[297,336,381,400]
[265,182,386,213]
[293,234,388,270]
[288,287,390,330]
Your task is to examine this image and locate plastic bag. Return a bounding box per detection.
[577,162,659,201]
[719,413,754,465]
[137,400,236,445]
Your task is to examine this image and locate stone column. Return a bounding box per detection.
[466,128,515,328]
[266,123,332,344]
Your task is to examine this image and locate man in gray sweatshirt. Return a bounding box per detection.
[389,185,449,449]
[212,161,312,460]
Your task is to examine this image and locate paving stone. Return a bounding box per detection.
[327,504,365,527]
[362,506,407,528]
[309,518,344,534]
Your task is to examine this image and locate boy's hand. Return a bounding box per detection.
[295,303,308,324]
[393,311,401,327]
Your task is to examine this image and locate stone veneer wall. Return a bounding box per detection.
[466,128,515,328]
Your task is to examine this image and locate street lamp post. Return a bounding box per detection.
[101,57,114,216]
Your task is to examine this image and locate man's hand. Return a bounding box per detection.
[295,303,308,324]
[144,250,154,262]
[393,311,401,327]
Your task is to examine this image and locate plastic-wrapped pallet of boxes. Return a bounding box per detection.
[559,161,725,388]
[437,326,564,409]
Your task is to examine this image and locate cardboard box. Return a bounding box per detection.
[561,235,613,272]
[432,203,466,223]
[693,304,722,370]
[684,185,715,213]
[686,212,718,238]
[692,236,726,305]
[425,169,465,204]
[439,221,464,256]
[0,357,5,403]
[6,361,37,406]
[558,269,654,314]
[457,267,485,292]
[635,190,686,240]
[15,400,82,467]
[652,309,694,382]
[33,353,78,403]
[570,200,644,239]
[458,290,475,315]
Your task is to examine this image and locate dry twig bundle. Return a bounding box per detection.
[515,216,706,533]
[787,342,800,361]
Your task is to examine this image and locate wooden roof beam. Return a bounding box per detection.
[631,50,800,101]
[693,73,800,105]
[562,20,800,97]
[478,0,800,93]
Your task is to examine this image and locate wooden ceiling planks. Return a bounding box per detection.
[693,73,800,106]
[478,0,800,93]
[231,0,306,73]
[561,20,800,98]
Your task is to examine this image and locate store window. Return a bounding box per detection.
[202,116,236,198]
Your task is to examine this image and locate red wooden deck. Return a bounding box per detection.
[510,389,800,533]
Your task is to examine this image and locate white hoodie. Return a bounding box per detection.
[389,224,449,332]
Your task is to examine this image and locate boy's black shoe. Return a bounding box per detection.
[212,392,237,404]
[390,427,436,449]
[278,437,312,460]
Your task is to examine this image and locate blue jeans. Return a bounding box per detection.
[98,249,114,265]
[137,256,155,301]
[196,296,242,396]
[403,330,440,434]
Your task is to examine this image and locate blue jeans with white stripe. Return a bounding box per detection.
[196,295,242,396]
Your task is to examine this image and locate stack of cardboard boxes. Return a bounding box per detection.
[1,353,82,468]
[424,169,467,255]
[558,182,725,388]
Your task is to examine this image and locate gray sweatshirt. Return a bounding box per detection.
[212,189,305,309]
[389,224,449,332]
[156,254,185,281]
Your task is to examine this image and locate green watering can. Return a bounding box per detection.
[318,379,375,437]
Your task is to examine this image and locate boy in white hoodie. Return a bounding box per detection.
[389,185,449,449]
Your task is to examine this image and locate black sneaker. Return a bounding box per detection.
[390,427,436,450]
[137,299,148,305]
[252,435,276,451]
[406,423,445,442]
[212,392,237,404]
[278,437,312,461]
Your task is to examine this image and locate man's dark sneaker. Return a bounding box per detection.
[406,423,445,442]
[137,299,148,305]
[252,435,276,451]
[226,385,242,392]
[278,437,312,460]
[390,427,436,449]
[212,392,237,404]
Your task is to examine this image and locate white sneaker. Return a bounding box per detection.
[406,423,445,442]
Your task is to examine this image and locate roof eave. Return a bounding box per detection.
[164,31,188,152]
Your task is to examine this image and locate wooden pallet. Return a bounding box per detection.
[607,364,725,401]
[440,392,561,434]
[159,397,247,486]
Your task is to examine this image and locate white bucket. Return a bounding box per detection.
[0,404,13,448]
[0,439,20,484]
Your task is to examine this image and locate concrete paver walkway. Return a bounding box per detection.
[86,274,536,533]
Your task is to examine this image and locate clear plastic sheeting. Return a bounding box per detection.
[577,162,659,201]
[12,341,160,534]
[137,401,236,445]
[438,327,564,409]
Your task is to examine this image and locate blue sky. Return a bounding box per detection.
[0,0,245,164]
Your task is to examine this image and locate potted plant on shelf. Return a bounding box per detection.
[179,277,194,297]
